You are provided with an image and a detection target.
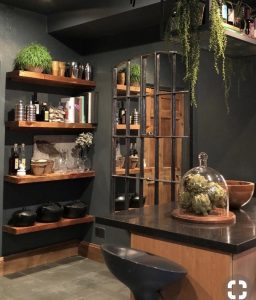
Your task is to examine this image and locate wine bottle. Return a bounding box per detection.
[32,93,40,121]
[41,102,49,122]
[9,143,19,175]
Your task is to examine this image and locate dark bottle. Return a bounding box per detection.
[129,142,138,156]
[32,93,40,121]
[41,102,49,122]
[132,142,138,156]
[244,6,251,35]
[119,101,126,124]
[9,143,19,175]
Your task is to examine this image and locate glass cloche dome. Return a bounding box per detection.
[178,152,229,217]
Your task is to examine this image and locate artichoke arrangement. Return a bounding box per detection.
[179,173,227,216]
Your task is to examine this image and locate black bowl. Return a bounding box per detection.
[129,194,146,208]
[9,209,37,227]
[115,195,126,211]
[63,201,88,219]
[37,202,63,223]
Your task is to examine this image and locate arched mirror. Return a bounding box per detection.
[111,51,191,212]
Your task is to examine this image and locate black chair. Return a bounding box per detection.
[101,244,187,300]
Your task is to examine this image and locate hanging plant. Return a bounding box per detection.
[166,0,230,109]
[167,0,202,106]
[209,0,227,81]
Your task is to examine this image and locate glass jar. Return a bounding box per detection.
[178,152,229,217]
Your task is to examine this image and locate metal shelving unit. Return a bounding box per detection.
[111,51,191,212]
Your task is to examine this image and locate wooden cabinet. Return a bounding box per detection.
[132,233,256,300]
[111,52,190,211]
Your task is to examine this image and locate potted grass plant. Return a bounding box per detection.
[14,42,52,73]
[130,64,140,86]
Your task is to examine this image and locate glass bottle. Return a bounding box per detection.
[41,102,49,122]
[9,143,19,175]
[19,143,26,169]
[227,4,234,25]
[221,2,228,23]
[32,93,40,121]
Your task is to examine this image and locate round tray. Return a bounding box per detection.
[171,208,236,224]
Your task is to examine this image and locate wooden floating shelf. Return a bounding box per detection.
[6,70,96,90]
[5,121,96,130]
[117,84,152,95]
[4,171,95,184]
[115,167,152,175]
[116,124,140,130]
[3,215,95,235]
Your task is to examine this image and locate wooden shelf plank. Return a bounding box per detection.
[4,171,95,184]
[7,71,96,90]
[115,167,152,175]
[3,215,95,235]
[116,124,140,130]
[117,84,152,95]
[5,121,96,130]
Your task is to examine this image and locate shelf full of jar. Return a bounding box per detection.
[5,121,96,131]
[6,70,96,90]
[3,215,95,235]
[209,2,256,56]
[4,170,95,184]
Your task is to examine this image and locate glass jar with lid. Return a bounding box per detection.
[175,152,232,221]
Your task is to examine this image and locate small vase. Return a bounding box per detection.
[76,148,91,172]
[117,72,125,85]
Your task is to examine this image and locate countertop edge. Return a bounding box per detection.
[95,215,256,254]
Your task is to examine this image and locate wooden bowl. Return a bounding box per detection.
[226,180,255,209]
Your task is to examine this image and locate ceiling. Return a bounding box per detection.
[0,0,173,55]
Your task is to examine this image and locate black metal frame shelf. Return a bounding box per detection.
[111,51,191,212]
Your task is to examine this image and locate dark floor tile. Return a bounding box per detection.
[55,256,85,265]
[4,272,26,279]
[0,258,130,300]
[21,264,54,275]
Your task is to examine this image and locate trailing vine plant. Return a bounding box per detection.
[209,0,228,111]
[166,0,229,110]
[167,0,202,106]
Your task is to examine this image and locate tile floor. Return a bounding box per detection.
[0,256,130,300]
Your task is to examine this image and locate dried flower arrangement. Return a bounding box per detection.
[75,132,93,149]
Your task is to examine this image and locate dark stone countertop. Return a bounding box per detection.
[96,199,256,254]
